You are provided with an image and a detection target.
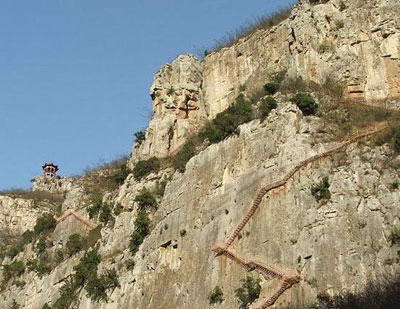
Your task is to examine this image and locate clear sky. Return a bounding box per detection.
[0,0,295,190]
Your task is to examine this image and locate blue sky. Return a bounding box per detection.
[0,0,295,190]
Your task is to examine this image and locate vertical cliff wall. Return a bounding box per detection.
[203,0,400,118]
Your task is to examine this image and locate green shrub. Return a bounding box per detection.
[54,248,64,264]
[133,157,161,180]
[134,188,157,209]
[27,257,51,277]
[73,248,101,287]
[2,260,25,288]
[389,226,400,245]
[259,96,278,120]
[200,95,253,144]
[134,130,146,145]
[99,203,114,225]
[292,93,318,116]
[52,278,78,309]
[311,177,331,201]
[129,210,150,255]
[5,230,36,259]
[180,229,187,237]
[7,244,24,259]
[66,233,84,256]
[235,276,261,309]
[42,303,51,309]
[173,141,197,172]
[106,164,130,189]
[209,286,224,305]
[392,127,400,152]
[264,82,280,95]
[35,237,47,256]
[85,269,119,303]
[86,191,103,219]
[33,213,57,235]
[21,230,35,244]
[391,180,400,190]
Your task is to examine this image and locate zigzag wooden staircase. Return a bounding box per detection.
[213,122,388,308]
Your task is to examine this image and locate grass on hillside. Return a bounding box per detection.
[206,2,297,55]
[0,188,64,206]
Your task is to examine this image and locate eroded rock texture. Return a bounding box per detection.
[203,0,400,117]
[129,54,205,164]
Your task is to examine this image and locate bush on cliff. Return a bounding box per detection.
[33,213,57,235]
[134,188,157,210]
[133,157,161,180]
[209,286,224,305]
[129,209,150,255]
[235,276,261,309]
[66,233,85,256]
[1,260,25,289]
[172,140,197,172]
[291,93,318,116]
[134,130,146,146]
[311,177,331,201]
[259,96,278,121]
[200,94,253,144]
[85,269,120,302]
[264,82,280,95]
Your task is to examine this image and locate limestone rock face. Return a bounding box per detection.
[0,196,40,235]
[3,101,400,309]
[129,54,205,166]
[203,0,400,118]
[2,1,400,308]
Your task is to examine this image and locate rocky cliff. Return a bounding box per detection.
[1,0,400,308]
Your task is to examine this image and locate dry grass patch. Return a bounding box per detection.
[206,3,296,54]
